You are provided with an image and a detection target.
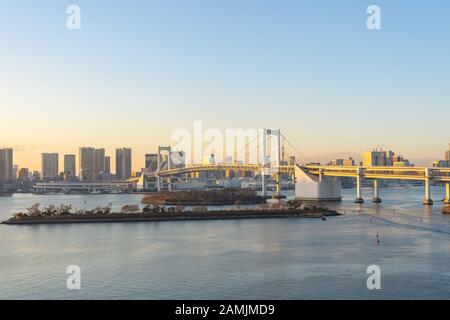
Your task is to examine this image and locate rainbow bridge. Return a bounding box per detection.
[137,128,450,205]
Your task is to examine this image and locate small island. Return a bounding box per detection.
[141,189,265,205]
[1,200,340,225]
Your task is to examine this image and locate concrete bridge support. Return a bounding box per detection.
[423,168,433,205]
[444,183,450,205]
[274,173,280,196]
[373,179,382,203]
[294,165,341,201]
[355,167,364,204]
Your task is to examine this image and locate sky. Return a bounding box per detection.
[1,0,449,171]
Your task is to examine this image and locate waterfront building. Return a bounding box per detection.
[79,147,106,182]
[431,144,450,168]
[116,148,132,181]
[64,154,76,176]
[343,157,355,166]
[0,148,13,182]
[362,149,401,167]
[392,155,413,167]
[18,168,29,182]
[12,165,18,180]
[330,159,344,166]
[94,148,105,181]
[32,171,41,181]
[393,160,412,167]
[41,153,59,181]
[362,150,387,166]
[432,160,450,168]
[105,156,111,174]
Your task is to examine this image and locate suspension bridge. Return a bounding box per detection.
[137,129,450,206]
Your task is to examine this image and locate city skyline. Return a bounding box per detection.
[1,1,450,170]
[1,142,449,175]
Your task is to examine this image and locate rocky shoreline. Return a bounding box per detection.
[2,209,341,225]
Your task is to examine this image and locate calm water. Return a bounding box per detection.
[1,186,450,299]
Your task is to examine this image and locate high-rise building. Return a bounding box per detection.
[362,150,388,166]
[41,153,59,181]
[330,159,344,166]
[12,165,18,179]
[64,154,76,176]
[79,147,94,181]
[116,148,132,180]
[18,168,30,182]
[446,144,450,161]
[93,148,105,181]
[343,157,355,166]
[79,147,105,181]
[0,148,13,182]
[105,156,111,174]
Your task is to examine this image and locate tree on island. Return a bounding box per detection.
[121,205,140,214]
[27,203,41,217]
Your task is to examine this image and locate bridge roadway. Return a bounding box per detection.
[34,182,134,192]
[152,164,450,205]
[155,164,450,181]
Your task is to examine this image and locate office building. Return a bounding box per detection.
[41,153,59,181]
[446,144,450,161]
[343,157,355,166]
[116,148,132,180]
[330,159,344,166]
[362,150,387,167]
[18,168,29,182]
[64,154,76,176]
[12,165,18,179]
[0,148,13,182]
[105,156,111,174]
[79,147,106,182]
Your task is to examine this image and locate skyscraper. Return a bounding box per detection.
[362,150,388,166]
[41,153,59,181]
[105,156,111,174]
[79,147,94,182]
[79,147,105,182]
[0,148,13,182]
[64,154,76,176]
[116,148,132,180]
[446,144,450,161]
[18,168,29,182]
[93,148,105,181]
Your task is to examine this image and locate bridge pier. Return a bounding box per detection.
[168,177,172,192]
[273,173,281,198]
[261,170,266,197]
[423,168,433,205]
[444,183,450,205]
[355,167,364,203]
[373,179,382,203]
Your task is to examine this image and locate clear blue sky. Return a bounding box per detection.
[1,0,449,169]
